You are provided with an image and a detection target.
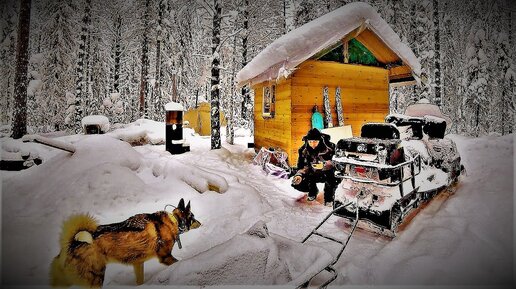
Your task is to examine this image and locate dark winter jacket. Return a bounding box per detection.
[296,128,335,176]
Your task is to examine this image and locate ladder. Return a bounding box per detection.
[298,202,359,289]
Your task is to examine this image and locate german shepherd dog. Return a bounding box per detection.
[50,198,201,287]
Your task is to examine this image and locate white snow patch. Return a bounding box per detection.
[153,221,332,286]
[165,101,184,111]
[1,123,512,287]
[108,119,166,145]
[404,102,451,127]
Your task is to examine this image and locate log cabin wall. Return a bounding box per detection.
[253,79,292,161]
[289,60,389,165]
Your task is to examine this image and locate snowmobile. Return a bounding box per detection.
[331,105,462,237]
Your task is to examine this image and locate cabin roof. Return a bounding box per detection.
[236,2,421,87]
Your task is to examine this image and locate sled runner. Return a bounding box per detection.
[296,201,359,288]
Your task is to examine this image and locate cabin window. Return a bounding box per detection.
[262,84,276,118]
[318,39,380,66]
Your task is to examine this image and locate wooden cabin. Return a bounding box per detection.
[236,2,421,166]
[184,102,226,136]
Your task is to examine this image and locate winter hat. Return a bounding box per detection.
[304,128,322,141]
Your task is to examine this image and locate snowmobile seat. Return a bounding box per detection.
[361,123,400,140]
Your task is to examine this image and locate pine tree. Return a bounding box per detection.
[496,1,515,135]
[41,0,77,131]
[0,0,18,125]
[464,19,489,136]
[12,0,32,139]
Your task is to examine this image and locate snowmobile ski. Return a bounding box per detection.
[322,86,333,128]
[335,86,344,127]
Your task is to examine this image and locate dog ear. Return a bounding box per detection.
[186,201,190,212]
[178,198,185,211]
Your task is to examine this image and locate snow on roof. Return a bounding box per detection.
[236,2,421,86]
[165,101,184,111]
[81,115,110,133]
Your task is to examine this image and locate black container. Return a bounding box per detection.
[165,109,184,154]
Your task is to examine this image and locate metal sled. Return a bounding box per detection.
[296,201,359,289]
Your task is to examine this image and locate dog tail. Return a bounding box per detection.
[59,214,98,248]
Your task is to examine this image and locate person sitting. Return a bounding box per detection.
[291,128,339,206]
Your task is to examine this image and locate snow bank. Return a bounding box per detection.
[108,119,165,145]
[154,158,229,193]
[152,221,332,286]
[236,2,420,86]
[1,120,512,287]
[1,135,145,285]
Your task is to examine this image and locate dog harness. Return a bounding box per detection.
[169,213,183,249]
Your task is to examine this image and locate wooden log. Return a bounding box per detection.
[22,135,75,153]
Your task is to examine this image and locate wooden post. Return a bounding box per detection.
[343,40,349,63]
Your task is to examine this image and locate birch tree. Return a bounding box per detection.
[211,0,222,149]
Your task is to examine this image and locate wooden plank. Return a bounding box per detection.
[291,77,388,91]
[388,65,413,82]
[292,89,388,105]
[295,60,388,77]
[292,66,388,83]
[354,29,400,64]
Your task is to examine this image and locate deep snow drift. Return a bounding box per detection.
[1,121,513,287]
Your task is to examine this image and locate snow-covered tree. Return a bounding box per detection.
[464,17,489,136]
[211,0,222,149]
[71,0,92,133]
[494,3,515,135]
[40,0,77,132]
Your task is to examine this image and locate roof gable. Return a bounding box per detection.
[236,2,421,87]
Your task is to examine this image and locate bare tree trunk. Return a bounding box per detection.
[241,0,249,121]
[113,15,122,93]
[12,0,31,139]
[227,34,238,145]
[139,0,151,118]
[74,0,91,133]
[433,0,442,108]
[155,0,166,115]
[211,0,221,149]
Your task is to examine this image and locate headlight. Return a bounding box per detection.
[357,143,367,152]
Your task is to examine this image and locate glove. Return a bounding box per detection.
[322,160,333,171]
[292,175,302,185]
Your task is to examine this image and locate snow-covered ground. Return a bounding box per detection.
[1,120,513,287]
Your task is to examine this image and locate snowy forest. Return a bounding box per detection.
[1,0,515,139]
